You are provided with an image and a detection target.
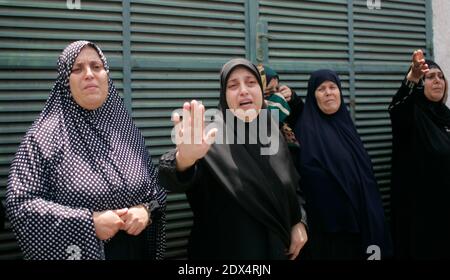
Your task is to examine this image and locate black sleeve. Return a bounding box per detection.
[158,149,199,193]
[286,89,304,128]
[388,76,422,112]
[296,184,308,227]
[287,183,307,228]
[388,78,420,127]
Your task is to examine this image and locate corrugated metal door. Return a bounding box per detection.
[258,0,432,218]
[258,0,352,120]
[353,0,430,216]
[127,0,250,259]
[0,0,432,260]
[0,0,251,260]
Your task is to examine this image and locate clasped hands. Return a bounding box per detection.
[93,205,150,240]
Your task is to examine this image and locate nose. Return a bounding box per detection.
[239,82,249,96]
[84,66,94,79]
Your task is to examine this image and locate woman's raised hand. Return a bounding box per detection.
[173,100,217,171]
[407,49,429,83]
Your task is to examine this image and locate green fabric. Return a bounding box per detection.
[266,92,290,122]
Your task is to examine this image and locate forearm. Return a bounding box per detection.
[159,149,197,193]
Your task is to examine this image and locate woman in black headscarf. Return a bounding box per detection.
[295,69,392,260]
[389,50,450,259]
[6,41,166,260]
[159,58,307,260]
[258,65,304,167]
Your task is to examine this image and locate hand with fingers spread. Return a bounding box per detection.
[286,222,308,260]
[173,100,218,172]
[407,49,429,83]
[93,208,128,240]
[120,205,151,236]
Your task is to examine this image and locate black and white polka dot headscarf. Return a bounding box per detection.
[6,41,166,260]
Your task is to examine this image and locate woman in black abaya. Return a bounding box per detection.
[295,69,392,260]
[159,58,307,260]
[389,50,450,259]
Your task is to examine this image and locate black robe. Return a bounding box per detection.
[389,75,450,259]
[295,69,392,260]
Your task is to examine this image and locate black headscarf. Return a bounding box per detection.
[6,41,166,259]
[295,69,392,257]
[264,65,279,86]
[389,60,450,258]
[204,58,302,247]
[416,60,450,127]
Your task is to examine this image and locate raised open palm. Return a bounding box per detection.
[173,100,217,171]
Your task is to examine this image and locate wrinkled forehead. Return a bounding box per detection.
[227,65,257,83]
[427,68,443,74]
[72,46,103,65]
[317,80,338,88]
[58,41,108,77]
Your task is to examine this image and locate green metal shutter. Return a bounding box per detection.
[353,0,430,215]
[129,0,248,259]
[0,0,433,260]
[0,0,124,260]
[258,0,351,108]
[258,0,431,220]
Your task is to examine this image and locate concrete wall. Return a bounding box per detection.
[432,0,450,107]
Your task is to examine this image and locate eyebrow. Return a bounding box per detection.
[426,72,443,77]
[73,59,102,65]
[72,60,103,69]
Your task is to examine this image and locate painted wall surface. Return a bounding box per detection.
[432,0,450,107]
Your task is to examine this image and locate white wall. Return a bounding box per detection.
[432,0,450,107]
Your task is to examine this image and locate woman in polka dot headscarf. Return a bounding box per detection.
[6,41,167,260]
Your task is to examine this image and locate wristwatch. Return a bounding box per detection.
[142,200,160,226]
[142,203,152,226]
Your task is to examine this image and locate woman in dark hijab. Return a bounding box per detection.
[159,58,307,260]
[6,41,166,260]
[258,65,304,167]
[389,50,450,259]
[295,69,392,260]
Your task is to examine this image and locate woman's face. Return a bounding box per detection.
[424,68,446,102]
[315,80,341,115]
[69,46,109,110]
[226,66,263,121]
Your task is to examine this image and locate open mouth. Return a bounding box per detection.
[240,101,253,106]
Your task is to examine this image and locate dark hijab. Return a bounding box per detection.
[204,58,302,247]
[264,65,279,86]
[417,60,450,127]
[295,69,392,257]
[6,41,166,259]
